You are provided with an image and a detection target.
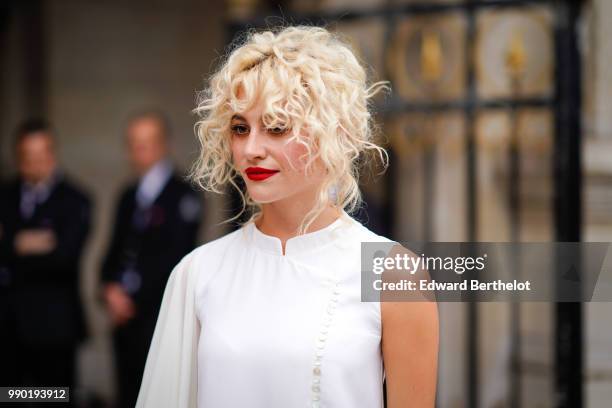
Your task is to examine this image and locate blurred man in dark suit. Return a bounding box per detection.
[100,110,201,408]
[0,119,91,398]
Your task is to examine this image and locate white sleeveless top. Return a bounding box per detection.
[136,210,394,408]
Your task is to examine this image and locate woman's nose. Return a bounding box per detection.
[244,126,266,161]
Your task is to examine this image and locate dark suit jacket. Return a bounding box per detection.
[0,175,92,348]
[101,172,201,323]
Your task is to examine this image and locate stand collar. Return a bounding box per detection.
[245,210,355,256]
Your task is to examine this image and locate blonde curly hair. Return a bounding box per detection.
[191,25,390,234]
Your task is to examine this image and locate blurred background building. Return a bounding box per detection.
[1,0,611,407]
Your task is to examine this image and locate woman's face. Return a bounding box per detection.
[230,102,327,205]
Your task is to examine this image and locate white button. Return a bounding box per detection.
[312,401,320,407]
[312,385,320,393]
[312,395,320,402]
[313,366,321,375]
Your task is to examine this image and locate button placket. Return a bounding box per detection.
[310,280,341,406]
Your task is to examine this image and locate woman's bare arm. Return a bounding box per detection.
[381,285,439,406]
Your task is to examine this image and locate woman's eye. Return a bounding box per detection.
[231,124,249,135]
[267,127,288,135]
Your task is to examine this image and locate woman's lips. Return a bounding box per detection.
[245,167,279,181]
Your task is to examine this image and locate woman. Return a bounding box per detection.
[136,25,438,408]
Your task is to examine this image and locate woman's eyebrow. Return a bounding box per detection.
[230,114,246,122]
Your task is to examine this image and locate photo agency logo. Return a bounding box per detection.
[361,242,612,302]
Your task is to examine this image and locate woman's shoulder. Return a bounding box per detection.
[168,226,247,282]
[186,225,247,262]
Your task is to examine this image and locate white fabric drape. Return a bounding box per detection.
[135,254,199,408]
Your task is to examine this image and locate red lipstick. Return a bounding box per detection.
[245,166,279,181]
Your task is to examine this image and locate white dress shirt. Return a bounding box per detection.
[20,171,60,219]
[135,159,173,209]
